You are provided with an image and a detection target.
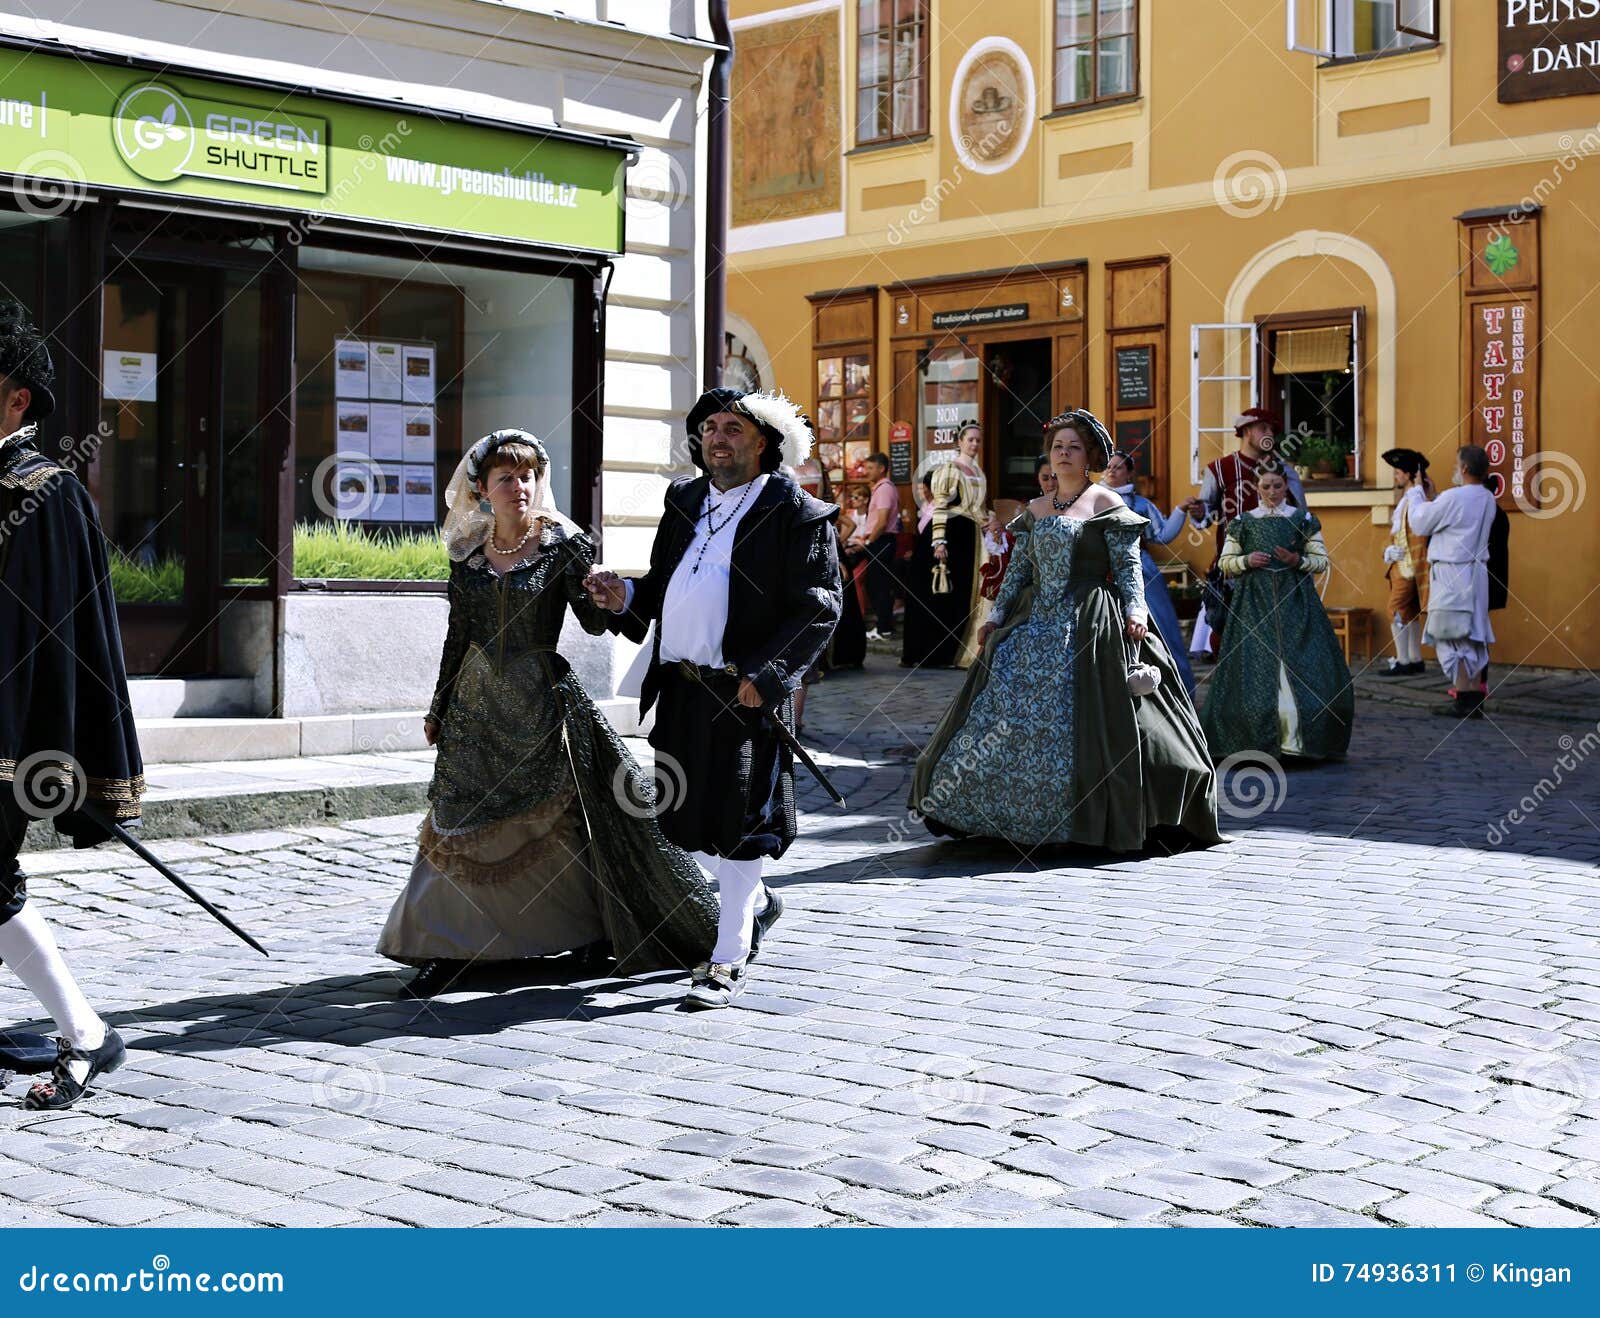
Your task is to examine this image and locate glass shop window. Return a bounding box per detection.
[294,248,574,580]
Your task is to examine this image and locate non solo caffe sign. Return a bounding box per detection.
[0,46,624,252]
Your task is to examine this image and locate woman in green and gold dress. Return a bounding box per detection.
[379,430,718,997]
[910,411,1221,852]
[1200,459,1354,763]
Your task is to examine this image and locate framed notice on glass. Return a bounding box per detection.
[373,465,404,523]
[369,403,404,462]
[403,407,435,464]
[402,346,436,404]
[334,339,369,398]
[402,464,436,522]
[335,402,371,456]
[368,342,404,400]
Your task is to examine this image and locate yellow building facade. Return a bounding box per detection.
[725,0,1600,670]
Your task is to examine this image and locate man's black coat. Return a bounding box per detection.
[612,472,842,715]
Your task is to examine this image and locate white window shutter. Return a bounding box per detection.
[1350,306,1365,481]
[1190,323,1259,487]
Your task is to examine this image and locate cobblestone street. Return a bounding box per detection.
[2,665,1598,1228]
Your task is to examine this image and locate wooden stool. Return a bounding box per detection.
[1324,606,1372,664]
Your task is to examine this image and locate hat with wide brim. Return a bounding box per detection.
[0,301,56,420]
[687,387,813,473]
[1381,447,1430,477]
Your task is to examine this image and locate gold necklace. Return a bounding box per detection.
[490,518,539,555]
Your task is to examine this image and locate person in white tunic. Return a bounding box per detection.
[1408,445,1498,719]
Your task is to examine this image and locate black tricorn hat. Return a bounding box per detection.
[1382,447,1430,477]
[0,302,56,421]
[686,386,813,474]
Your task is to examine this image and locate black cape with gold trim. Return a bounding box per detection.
[0,426,143,845]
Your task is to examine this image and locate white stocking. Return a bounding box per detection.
[1392,616,1420,665]
[0,903,105,1059]
[693,851,766,966]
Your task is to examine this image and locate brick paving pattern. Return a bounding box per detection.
[2,662,1597,1227]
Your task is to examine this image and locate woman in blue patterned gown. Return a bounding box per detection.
[1103,450,1197,696]
[910,411,1222,852]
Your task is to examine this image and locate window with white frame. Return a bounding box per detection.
[1288,0,1438,59]
[1054,0,1139,110]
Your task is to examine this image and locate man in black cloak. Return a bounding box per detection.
[0,302,143,1108]
[586,388,841,1009]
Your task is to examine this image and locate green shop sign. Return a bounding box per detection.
[0,46,625,253]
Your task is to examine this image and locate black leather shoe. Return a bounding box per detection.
[747,886,784,964]
[401,958,468,999]
[23,1028,125,1111]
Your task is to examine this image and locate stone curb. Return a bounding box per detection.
[22,780,431,853]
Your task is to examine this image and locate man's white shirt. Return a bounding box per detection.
[619,474,769,669]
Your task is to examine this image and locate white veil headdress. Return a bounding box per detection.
[441,428,584,561]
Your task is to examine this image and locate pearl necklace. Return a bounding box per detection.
[489,518,540,556]
[1051,481,1089,513]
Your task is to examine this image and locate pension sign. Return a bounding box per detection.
[1499,1,1600,102]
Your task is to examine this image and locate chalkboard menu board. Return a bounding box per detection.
[889,439,913,484]
[1116,346,1154,409]
[1115,419,1154,475]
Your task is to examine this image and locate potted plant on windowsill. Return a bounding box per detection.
[1284,433,1349,480]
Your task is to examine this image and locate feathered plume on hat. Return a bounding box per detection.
[734,390,813,468]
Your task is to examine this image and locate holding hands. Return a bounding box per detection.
[584,570,628,612]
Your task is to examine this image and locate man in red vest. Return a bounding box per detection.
[1183,407,1306,658]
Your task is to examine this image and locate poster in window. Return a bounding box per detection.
[403,406,435,464]
[332,464,374,521]
[334,339,369,398]
[402,346,436,405]
[1115,346,1154,409]
[368,342,404,401]
[817,357,843,399]
[402,464,436,523]
[369,403,404,461]
[372,464,403,523]
[336,402,371,457]
[101,350,158,402]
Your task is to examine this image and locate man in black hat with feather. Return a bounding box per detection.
[586,388,841,1009]
[0,302,143,1107]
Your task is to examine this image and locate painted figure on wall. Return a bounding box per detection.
[732,14,842,226]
